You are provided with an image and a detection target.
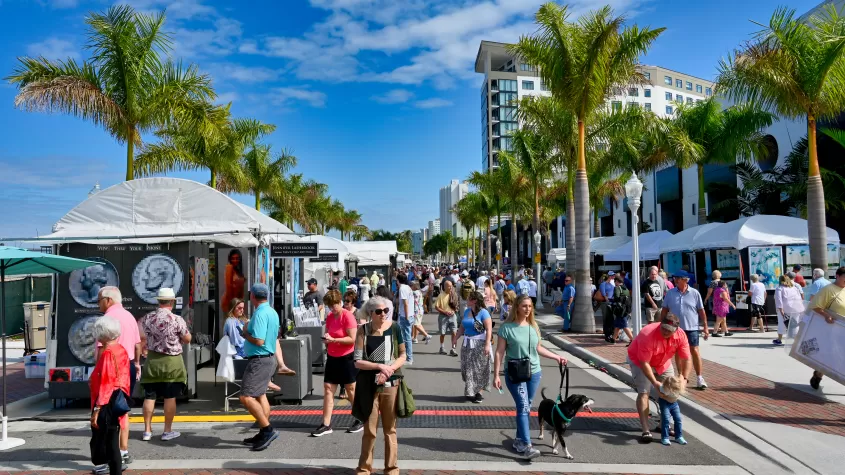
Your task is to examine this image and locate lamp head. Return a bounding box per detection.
[533,230,541,245]
[625,173,643,201]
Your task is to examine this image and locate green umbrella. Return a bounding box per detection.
[0,246,98,450]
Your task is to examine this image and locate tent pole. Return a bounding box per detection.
[1,264,6,442]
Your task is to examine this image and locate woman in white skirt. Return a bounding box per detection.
[452,290,493,403]
[774,274,804,346]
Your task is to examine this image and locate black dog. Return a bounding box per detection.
[537,389,594,459]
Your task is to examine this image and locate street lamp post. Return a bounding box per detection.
[626,172,644,336]
[534,230,543,309]
[495,239,502,275]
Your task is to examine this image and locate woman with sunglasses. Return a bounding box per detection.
[494,294,567,459]
[312,289,363,437]
[453,290,493,403]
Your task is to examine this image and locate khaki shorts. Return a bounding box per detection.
[644,306,660,322]
[628,357,674,394]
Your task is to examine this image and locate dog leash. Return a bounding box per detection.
[553,361,572,424]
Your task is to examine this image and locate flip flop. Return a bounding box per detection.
[640,432,653,443]
[277,367,296,376]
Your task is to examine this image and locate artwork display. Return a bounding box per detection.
[840,246,845,269]
[663,252,683,278]
[68,257,119,308]
[716,250,740,279]
[132,253,184,304]
[194,258,209,302]
[219,248,250,316]
[790,310,845,387]
[67,314,102,365]
[704,252,713,287]
[49,368,72,382]
[749,246,784,290]
[827,243,840,274]
[786,245,811,267]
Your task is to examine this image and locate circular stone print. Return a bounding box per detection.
[68,258,120,308]
[132,254,184,304]
[68,314,102,365]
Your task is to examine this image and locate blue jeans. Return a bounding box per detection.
[399,319,413,362]
[658,398,683,440]
[504,371,542,445]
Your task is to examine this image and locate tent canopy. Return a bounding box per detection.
[301,235,349,271]
[659,223,723,254]
[346,241,398,266]
[41,178,297,247]
[692,215,840,250]
[591,236,632,256]
[547,248,566,264]
[603,231,674,261]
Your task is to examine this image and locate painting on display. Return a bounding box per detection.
[218,248,250,317]
[789,309,845,387]
[716,250,740,279]
[132,254,184,304]
[827,243,840,275]
[786,245,811,267]
[67,314,102,365]
[663,252,683,278]
[194,258,209,302]
[68,257,119,308]
[749,246,784,289]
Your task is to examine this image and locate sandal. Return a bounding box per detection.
[640,432,653,443]
[277,367,296,376]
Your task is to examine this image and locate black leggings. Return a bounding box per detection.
[106,425,122,474]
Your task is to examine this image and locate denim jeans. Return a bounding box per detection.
[658,398,683,440]
[562,308,572,331]
[504,371,542,445]
[399,319,413,362]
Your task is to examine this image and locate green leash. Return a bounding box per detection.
[552,362,573,424]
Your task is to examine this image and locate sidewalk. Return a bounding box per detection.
[0,361,46,405]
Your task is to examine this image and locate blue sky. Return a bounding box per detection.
[0,0,822,240]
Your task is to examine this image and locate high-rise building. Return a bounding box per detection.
[412,230,425,255]
[439,180,469,239]
[428,219,440,237]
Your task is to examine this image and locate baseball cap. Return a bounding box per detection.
[250,282,270,299]
[461,271,468,276]
[607,271,616,276]
[306,278,318,285]
[672,270,692,279]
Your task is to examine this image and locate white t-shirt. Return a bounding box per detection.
[398,284,413,319]
[476,276,488,289]
[528,280,538,297]
[750,282,767,305]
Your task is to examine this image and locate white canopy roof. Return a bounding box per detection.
[659,223,724,254]
[591,236,632,256]
[603,231,674,261]
[346,241,398,266]
[547,248,566,263]
[692,215,840,250]
[42,178,296,247]
[301,235,349,271]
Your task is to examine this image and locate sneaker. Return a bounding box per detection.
[676,436,688,445]
[512,439,527,453]
[347,420,365,433]
[406,360,414,366]
[412,338,419,344]
[449,349,458,357]
[251,429,278,451]
[697,375,708,389]
[661,438,671,446]
[810,372,822,390]
[424,335,432,344]
[242,434,259,445]
[141,432,152,441]
[472,393,484,404]
[161,431,181,441]
[712,332,723,337]
[438,348,447,355]
[93,464,108,474]
[121,453,133,465]
[523,445,541,460]
[772,339,784,346]
[725,332,734,336]
[311,424,333,437]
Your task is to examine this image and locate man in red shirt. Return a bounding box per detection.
[627,314,692,443]
[792,265,806,287]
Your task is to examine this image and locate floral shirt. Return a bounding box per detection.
[413,290,424,318]
[140,307,188,356]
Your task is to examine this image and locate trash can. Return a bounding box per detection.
[23,301,50,351]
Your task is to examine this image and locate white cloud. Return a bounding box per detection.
[210,63,283,83]
[50,0,79,8]
[273,87,327,108]
[125,0,216,20]
[26,37,78,60]
[414,98,453,109]
[215,91,239,105]
[371,89,414,104]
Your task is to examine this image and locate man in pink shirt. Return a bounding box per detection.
[627,314,692,443]
[97,286,141,465]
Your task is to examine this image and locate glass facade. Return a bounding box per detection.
[495,92,517,105]
[666,105,673,114]
[664,76,672,85]
[499,79,517,92]
[522,80,534,90]
[686,81,692,90]
[705,87,712,96]
[676,94,683,102]
[676,79,682,88]
[696,84,703,93]
[665,91,672,100]
[644,89,651,97]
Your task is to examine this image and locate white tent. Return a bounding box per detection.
[42,178,297,246]
[692,215,840,250]
[659,223,723,254]
[603,231,674,261]
[301,235,350,290]
[547,248,566,265]
[346,241,398,266]
[590,236,632,256]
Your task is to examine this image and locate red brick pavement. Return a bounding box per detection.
[0,362,46,404]
[0,472,674,475]
[561,333,845,437]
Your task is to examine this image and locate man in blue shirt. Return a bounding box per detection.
[660,271,710,390]
[518,275,531,296]
[558,276,576,332]
[621,271,633,292]
[240,283,280,451]
[806,267,831,301]
[506,277,516,293]
[599,272,617,340]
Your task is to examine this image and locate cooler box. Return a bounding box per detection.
[273,336,310,402]
[24,353,47,379]
[23,301,50,351]
[295,326,326,373]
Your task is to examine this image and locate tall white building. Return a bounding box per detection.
[439,180,469,238]
[412,230,425,255]
[428,219,440,237]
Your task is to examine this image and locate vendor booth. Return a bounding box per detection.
[658,223,724,279]
[603,231,674,262]
[346,241,398,282]
[547,248,566,267]
[36,178,303,402]
[588,236,633,280]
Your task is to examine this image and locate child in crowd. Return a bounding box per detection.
[501,289,516,321]
[658,376,687,446]
[712,280,735,337]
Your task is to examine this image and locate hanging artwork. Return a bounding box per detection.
[68,257,119,308]
[716,250,740,279]
[132,254,184,304]
[68,314,102,365]
[827,243,840,274]
[219,248,250,316]
[194,258,209,302]
[663,252,683,277]
[748,246,784,290]
[786,245,811,266]
[704,252,713,287]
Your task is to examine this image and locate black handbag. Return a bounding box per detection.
[507,357,532,383]
[110,388,132,418]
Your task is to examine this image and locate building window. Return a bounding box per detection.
[696,99,702,103]
[540,81,548,91]
[696,84,703,93]
[611,101,622,112]
[628,102,639,109]
[686,81,692,90]
[644,102,652,111]
[644,89,651,97]
[499,79,517,92]
[499,106,517,121]
[706,87,712,96]
[644,72,651,80]
[676,94,683,102]
[664,75,672,85]
[666,105,674,114]
[520,63,536,72]
[522,80,534,90]
[665,91,672,100]
[676,79,682,88]
[686,97,693,104]
[692,203,696,215]
[628,87,638,96]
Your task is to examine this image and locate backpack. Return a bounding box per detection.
[461,280,474,300]
[611,286,631,318]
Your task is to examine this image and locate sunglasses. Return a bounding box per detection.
[372,308,389,315]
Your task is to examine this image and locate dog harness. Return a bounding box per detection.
[552,362,573,424]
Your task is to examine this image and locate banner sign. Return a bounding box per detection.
[310,253,340,263]
[271,242,319,258]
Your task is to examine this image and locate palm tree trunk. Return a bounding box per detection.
[565,181,576,277]
[126,132,135,181]
[697,164,707,225]
[573,120,594,333]
[486,217,492,269]
[807,116,827,271]
[210,168,217,190]
[497,206,503,271]
[593,209,600,237]
[510,205,518,271]
[255,191,261,211]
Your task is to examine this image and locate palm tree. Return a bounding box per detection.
[588,155,629,237]
[671,98,774,224]
[717,4,845,270]
[337,209,364,241]
[511,129,555,265]
[264,174,325,230]
[6,5,215,180]
[467,167,509,268]
[512,3,664,332]
[497,150,530,270]
[454,192,490,267]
